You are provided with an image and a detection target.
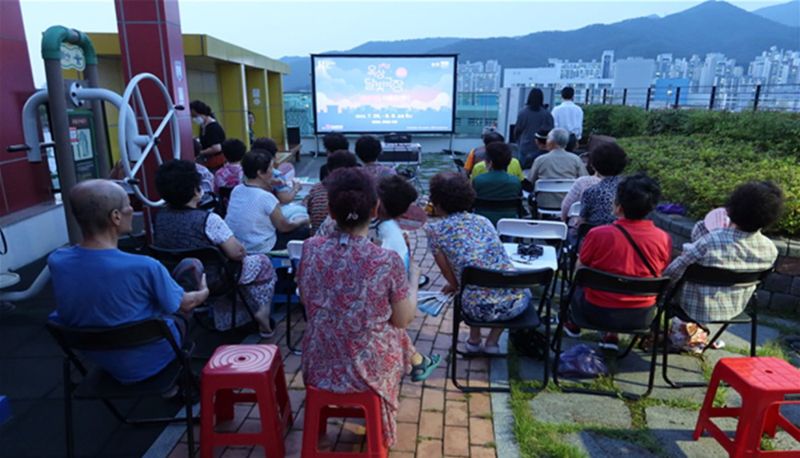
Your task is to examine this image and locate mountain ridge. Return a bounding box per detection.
[281,1,799,91]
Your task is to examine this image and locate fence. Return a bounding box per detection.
[579,83,800,112]
[284,84,800,137]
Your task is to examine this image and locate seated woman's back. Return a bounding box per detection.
[298,233,408,364]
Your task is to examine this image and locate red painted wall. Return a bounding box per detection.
[115,0,194,210]
[0,0,53,216]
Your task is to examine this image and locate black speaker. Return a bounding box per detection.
[508,124,517,143]
[384,133,412,144]
[287,126,301,147]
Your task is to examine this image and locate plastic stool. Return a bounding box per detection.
[301,386,387,458]
[201,345,292,458]
[694,357,800,457]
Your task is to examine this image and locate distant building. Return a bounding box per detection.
[458,60,502,93]
[601,50,615,79]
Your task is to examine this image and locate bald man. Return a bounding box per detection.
[48,180,209,384]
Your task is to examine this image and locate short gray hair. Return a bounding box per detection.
[547,128,570,148]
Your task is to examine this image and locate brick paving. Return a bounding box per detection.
[168,226,501,458]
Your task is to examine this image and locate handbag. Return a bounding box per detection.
[509,327,548,360]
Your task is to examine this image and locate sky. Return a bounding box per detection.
[18,0,789,86]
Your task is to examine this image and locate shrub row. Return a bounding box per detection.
[618,136,800,237]
[584,106,800,157]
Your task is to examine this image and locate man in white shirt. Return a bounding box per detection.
[552,87,584,152]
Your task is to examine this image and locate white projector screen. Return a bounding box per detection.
[311,54,458,134]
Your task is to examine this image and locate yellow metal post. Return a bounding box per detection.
[217,62,248,144]
[267,70,286,149]
[245,67,269,148]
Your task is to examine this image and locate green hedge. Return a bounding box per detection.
[583,106,800,157]
[618,136,800,236]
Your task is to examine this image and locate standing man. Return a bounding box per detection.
[552,87,583,152]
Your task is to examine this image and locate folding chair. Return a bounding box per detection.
[284,240,305,355]
[451,266,554,393]
[46,318,197,458]
[473,198,524,226]
[661,264,773,388]
[567,201,581,218]
[533,179,576,219]
[552,268,671,400]
[214,186,234,218]
[148,245,255,329]
[496,219,568,311]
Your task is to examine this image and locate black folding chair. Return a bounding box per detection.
[451,266,554,393]
[552,268,671,400]
[148,245,255,329]
[661,264,773,388]
[213,186,234,218]
[46,318,197,458]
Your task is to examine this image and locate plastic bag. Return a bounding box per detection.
[558,344,608,378]
[668,317,708,353]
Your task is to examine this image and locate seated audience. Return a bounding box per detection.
[355,135,396,180]
[425,172,532,354]
[225,149,310,252]
[528,128,588,210]
[319,133,350,180]
[520,129,550,170]
[560,155,599,230]
[252,137,302,204]
[472,142,522,226]
[564,174,672,350]
[154,160,277,334]
[579,142,629,226]
[191,137,215,195]
[303,150,358,235]
[375,175,419,269]
[469,132,525,181]
[664,181,782,323]
[48,180,209,383]
[214,138,246,192]
[298,168,437,448]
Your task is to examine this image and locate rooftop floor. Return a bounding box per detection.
[2,152,799,458]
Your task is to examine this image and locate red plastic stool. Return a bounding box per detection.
[201,345,292,458]
[301,386,387,458]
[694,357,800,457]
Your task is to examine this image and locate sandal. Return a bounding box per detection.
[410,354,442,382]
[259,318,277,339]
[484,343,502,355]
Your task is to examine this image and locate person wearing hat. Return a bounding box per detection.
[521,129,551,170]
[468,132,525,181]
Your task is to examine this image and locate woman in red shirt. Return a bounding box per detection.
[566,174,672,351]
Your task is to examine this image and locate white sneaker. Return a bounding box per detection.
[464,340,482,354]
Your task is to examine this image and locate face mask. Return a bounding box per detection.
[192,116,204,125]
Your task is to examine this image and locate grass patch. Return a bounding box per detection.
[727,340,790,361]
[509,384,586,458]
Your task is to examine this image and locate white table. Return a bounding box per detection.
[503,243,558,272]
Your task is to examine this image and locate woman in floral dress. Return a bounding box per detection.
[297,168,435,447]
[425,172,531,354]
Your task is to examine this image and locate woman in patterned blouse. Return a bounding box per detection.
[297,168,437,447]
[425,172,531,354]
[579,141,629,227]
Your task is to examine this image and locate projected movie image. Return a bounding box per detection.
[313,55,456,134]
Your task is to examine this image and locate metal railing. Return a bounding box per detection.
[578,83,800,112]
[284,84,800,137]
